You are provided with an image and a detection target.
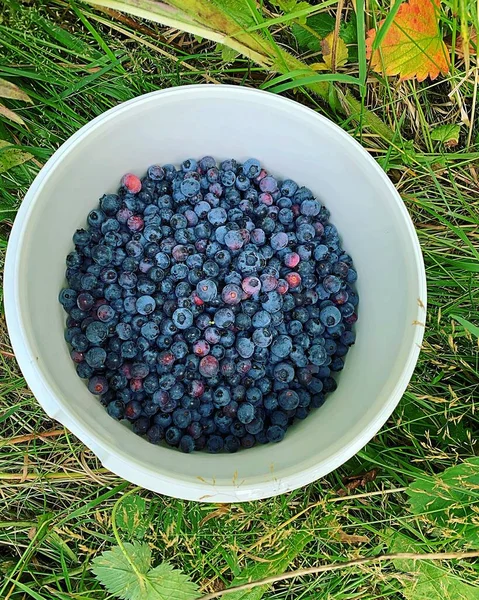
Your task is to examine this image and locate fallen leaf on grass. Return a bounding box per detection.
[337,468,379,496]
[0,78,32,103]
[366,0,450,81]
[311,32,348,72]
[0,140,33,174]
[0,104,26,126]
[337,531,369,544]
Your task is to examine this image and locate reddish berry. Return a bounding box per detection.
[242,276,261,295]
[222,284,242,305]
[158,351,175,366]
[277,279,289,294]
[260,274,278,292]
[285,272,301,288]
[259,192,273,206]
[127,215,144,232]
[284,252,300,268]
[130,378,143,392]
[192,292,204,306]
[121,173,142,194]
[71,350,84,363]
[189,380,205,397]
[199,355,219,378]
[193,340,210,356]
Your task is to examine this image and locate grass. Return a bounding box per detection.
[0,0,478,599]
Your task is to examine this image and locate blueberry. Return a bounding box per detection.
[273,362,295,383]
[206,435,224,453]
[261,291,283,314]
[242,158,261,178]
[165,426,181,446]
[172,308,194,329]
[320,305,342,327]
[266,425,285,443]
[207,207,227,226]
[196,279,217,302]
[271,335,292,358]
[59,288,77,311]
[214,308,234,329]
[85,321,108,345]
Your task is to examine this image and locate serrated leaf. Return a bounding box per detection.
[0,103,25,126]
[0,78,32,103]
[222,531,312,600]
[92,542,198,600]
[387,531,479,600]
[116,495,149,539]
[430,123,461,147]
[406,458,479,548]
[292,13,335,52]
[0,140,33,174]
[91,542,151,600]
[143,563,198,600]
[366,0,450,81]
[321,32,348,70]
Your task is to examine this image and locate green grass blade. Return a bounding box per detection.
[270,73,361,93]
[372,0,403,50]
[450,315,479,339]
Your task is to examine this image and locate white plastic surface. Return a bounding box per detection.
[4,85,426,502]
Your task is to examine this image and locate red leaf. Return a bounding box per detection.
[366,0,450,82]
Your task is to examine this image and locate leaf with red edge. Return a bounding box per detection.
[366,0,450,82]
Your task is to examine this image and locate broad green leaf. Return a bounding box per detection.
[142,563,198,600]
[431,124,461,147]
[91,542,151,600]
[406,458,479,548]
[387,531,479,600]
[340,14,357,44]
[292,13,335,52]
[0,140,33,174]
[0,103,25,126]
[0,78,32,103]
[116,495,149,539]
[222,531,312,600]
[92,542,198,600]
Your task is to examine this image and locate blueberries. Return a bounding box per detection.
[61,158,358,453]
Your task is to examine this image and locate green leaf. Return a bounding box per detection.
[450,315,479,339]
[271,0,313,24]
[406,458,479,548]
[292,13,335,52]
[431,123,461,147]
[222,531,312,600]
[0,140,33,174]
[116,495,149,539]
[91,542,198,600]
[217,43,240,62]
[142,563,198,600]
[91,542,151,600]
[340,14,358,44]
[387,531,479,600]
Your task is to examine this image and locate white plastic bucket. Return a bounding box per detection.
[4,85,426,502]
